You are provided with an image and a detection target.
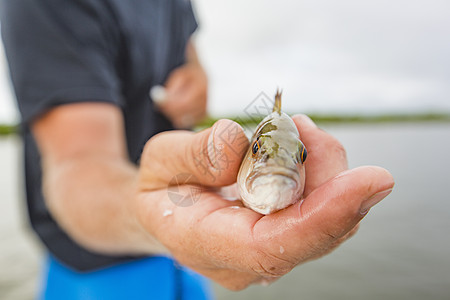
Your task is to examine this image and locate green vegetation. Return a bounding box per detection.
[0,124,18,136]
[1,113,450,136]
[197,112,450,129]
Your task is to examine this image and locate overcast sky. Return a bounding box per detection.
[194,0,450,116]
[1,0,449,123]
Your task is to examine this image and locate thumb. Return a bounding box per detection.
[139,119,249,191]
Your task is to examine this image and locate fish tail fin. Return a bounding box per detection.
[273,89,282,114]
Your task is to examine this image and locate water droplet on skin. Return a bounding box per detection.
[297,199,305,218]
[163,209,173,217]
[260,279,270,287]
[279,245,285,254]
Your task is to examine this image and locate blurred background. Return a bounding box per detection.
[1,0,450,299]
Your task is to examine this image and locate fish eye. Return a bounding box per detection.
[297,142,307,164]
[252,138,260,155]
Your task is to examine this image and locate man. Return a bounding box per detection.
[1,0,394,299]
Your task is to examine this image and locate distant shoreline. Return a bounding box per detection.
[0,124,18,136]
[1,113,450,136]
[196,112,450,129]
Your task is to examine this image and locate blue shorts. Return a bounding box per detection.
[39,255,214,300]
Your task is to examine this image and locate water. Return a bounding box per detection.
[0,136,42,300]
[214,122,450,299]
[1,123,449,299]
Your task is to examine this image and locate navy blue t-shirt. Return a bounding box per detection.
[1,0,197,271]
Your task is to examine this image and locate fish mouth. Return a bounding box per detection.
[243,173,300,214]
[246,168,300,192]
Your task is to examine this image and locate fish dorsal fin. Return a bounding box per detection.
[273,89,282,114]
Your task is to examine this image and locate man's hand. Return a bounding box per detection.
[156,42,208,129]
[34,102,393,290]
[135,115,395,290]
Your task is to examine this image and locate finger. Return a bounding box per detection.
[253,166,394,264]
[159,81,207,128]
[159,101,202,129]
[168,96,207,129]
[165,67,190,99]
[139,119,249,190]
[153,68,190,109]
[138,188,263,277]
[195,267,261,291]
[341,223,360,241]
[292,114,348,196]
[307,223,360,261]
[157,87,190,117]
[157,69,192,117]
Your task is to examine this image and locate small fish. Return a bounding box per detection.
[237,90,307,214]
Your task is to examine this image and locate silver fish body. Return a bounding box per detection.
[237,92,307,214]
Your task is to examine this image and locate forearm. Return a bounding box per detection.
[42,154,167,256]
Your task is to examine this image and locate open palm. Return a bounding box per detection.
[136,116,394,290]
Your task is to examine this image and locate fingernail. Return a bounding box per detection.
[360,188,393,215]
[260,278,271,287]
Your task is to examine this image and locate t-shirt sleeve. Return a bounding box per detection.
[186,0,199,35]
[1,0,123,124]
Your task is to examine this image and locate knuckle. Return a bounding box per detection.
[329,138,347,161]
[323,225,345,241]
[303,227,343,258]
[250,251,295,278]
[188,130,212,171]
[346,224,360,239]
[305,237,331,256]
[143,131,165,152]
[311,223,359,258]
[319,133,346,157]
[319,219,352,245]
[320,225,361,257]
[141,135,159,165]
